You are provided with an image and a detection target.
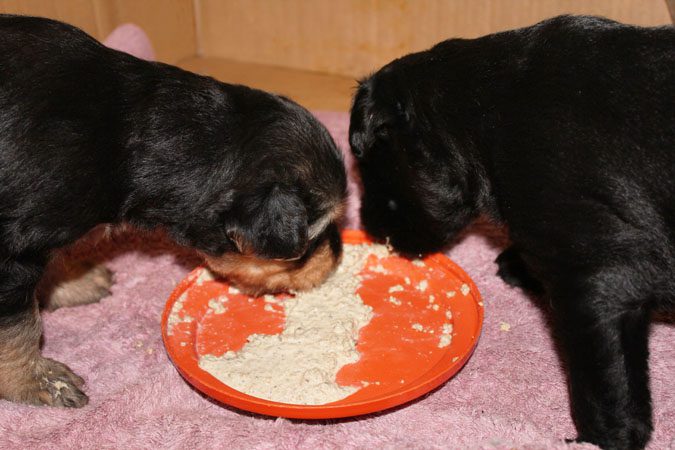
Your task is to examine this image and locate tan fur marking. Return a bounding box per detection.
[309,200,347,240]
[226,230,253,255]
[204,237,340,296]
[0,306,87,407]
[37,259,113,310]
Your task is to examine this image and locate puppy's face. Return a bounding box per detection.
[204,223,342,296]
[349,64,486,255]
[159,88,347,295]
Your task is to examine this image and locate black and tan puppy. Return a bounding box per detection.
[0,15,346,407]
[350,15,674,450]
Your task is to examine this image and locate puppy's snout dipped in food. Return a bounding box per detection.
[203,222,343,296]
[189,94,347,296]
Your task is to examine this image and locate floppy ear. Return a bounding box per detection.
[228,183,309,260]
[350,77,412,158]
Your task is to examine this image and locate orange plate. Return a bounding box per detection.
[161,229,483,419]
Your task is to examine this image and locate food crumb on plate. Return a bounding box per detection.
[228,286,240,295]
[263,294,282,304]
[208,298,227,314]
[438,334,452,348]
[438,323,454,348]
[195,268,215,286]
[388,296,402,306]
[369,264,388,274]
[167,292,193,335]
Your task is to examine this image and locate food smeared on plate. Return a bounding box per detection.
[162,230,482,417]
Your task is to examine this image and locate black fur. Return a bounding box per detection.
[350,15,674,450]
[0,14,345,397]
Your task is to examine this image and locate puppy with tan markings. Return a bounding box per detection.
[0,15,345,407]
[350,15,674,450]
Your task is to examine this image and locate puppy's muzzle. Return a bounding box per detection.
[203,224,342,296]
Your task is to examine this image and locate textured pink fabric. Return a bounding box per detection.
[102,23,155,61]
[0,31,671,449]
[0,111,671,450]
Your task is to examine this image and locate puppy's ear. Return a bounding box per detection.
[350,77,412,158]
[349,79,373,158]
[228,183,309,260]
[372,101,410,140]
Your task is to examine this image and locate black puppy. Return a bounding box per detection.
[350,15,674,450]
[0,15,346,407]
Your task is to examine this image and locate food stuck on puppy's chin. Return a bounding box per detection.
[202,223,343,296]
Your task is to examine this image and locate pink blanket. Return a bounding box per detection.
[0,111,671,450]
[0,28,672,450]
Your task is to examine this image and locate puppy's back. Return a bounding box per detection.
[498,17,675,214]
[0,16,137,250]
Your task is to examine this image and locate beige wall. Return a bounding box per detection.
[0,0,670,74]
[0,0,196,63]
[195,0,672,77]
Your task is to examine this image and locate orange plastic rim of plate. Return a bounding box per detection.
[161,229,484,419]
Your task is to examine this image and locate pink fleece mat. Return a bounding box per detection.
[0,27,672,449]
[0,111,671,450]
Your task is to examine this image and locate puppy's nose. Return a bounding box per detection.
[387,199,398,211]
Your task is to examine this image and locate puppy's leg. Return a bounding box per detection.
[619,307,652,447]
[495,246,544,294]
[0,259,87,407]
[552,274,652,450]
[38,259,112,310]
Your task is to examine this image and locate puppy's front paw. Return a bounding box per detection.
[574,416,652,450]
[9,357,89,408]
[495,247,543,294]
[36,357,88,407]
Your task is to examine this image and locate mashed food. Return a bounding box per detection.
[198,243,390,405]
